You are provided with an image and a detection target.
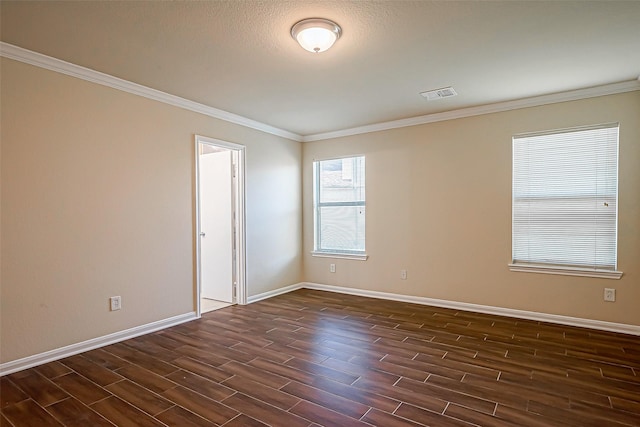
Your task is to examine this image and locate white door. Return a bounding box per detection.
[199,149,234,303]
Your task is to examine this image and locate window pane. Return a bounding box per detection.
[319,157,365,203]
[318,205,365,252]
[314,156,366,253]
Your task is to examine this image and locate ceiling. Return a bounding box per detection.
[1,1,639,138]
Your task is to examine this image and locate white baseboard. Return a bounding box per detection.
[300,282,640,336]
[5,280,638,377]
[247,283,304,304]
[0,312,197,377]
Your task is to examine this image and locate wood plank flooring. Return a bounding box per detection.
[2,289,639,426]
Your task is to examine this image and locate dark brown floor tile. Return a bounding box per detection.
[289,399,370,427]
[222,392,310,427]
[156,405,217,427]
[219,360,290,389]
[91,395,166,427]
[445,403,521,427]
[121,336,184,363]
[0,413,11,427]
[494,404,574,427]
[105,379,173,416]
[60,355,123,387]
[103,343,179,376]
[34,362,72,379]
[51,372,111,405]
[221,375,301,410]
[350,355,430,382]
[248,357,317,385]
[527,399,632,427]
[6,370,68,407]
[46,397,113,427]
[395,377,497,415]
[115,363,176,394]
[610,396,640,415]
[231,341,293,364]
[460,373,562,411]
[394,402,475,427]
[222,414,270,427]
[323,358,400,385]
[170,344,231,367]
[165,369,235,401]
[282,380,370,419]
[2,399,63,427]
[311,375,400,413]
[382,353,465,381]
[414,351,500,379]
[82,348,131,370]
[0,377,28,408]
[170,356,233,382]
[569,400,640,427]
[353,377,447,414]
[161,385,238,425]
[361,408,423,427]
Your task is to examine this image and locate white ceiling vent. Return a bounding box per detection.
[420,86,458,101]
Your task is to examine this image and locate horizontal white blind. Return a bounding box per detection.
[315,156,365,253]
[512,124,619,270]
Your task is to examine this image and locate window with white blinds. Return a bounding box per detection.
[510,123,622,279]
[313,156,366,258]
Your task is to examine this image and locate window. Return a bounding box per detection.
[313,156,366,259]
[510,123,622,279]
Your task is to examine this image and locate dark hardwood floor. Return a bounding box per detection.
[2,289,639,426]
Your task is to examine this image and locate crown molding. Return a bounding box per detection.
[0,42,302,142]
[3,42,638,144]
[303,80,640,142]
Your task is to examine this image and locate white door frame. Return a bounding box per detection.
[194,135,247,317]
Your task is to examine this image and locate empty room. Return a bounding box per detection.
[1,1,639,426]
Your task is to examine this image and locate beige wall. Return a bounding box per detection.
[2,53,638,367]
[0,58,302,363]
[303,91,640,326]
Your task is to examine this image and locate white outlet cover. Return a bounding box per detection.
[110,296,122,311]
[604,288,616,302]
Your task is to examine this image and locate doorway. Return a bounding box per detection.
[195,135,246,316]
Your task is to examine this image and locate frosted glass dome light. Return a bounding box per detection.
[291,18,342,53]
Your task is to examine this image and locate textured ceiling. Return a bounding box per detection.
[1,1,639,137]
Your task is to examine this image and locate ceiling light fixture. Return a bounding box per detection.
[291,18,342,53]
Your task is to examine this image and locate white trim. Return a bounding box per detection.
[3,42,638,144]
[311,251,369,261]
[299,282,640,336]
[194,135,248,314]
[508,263,623,280]
[0,42,301,142]
[302,80,640,142]
[0,312,196,377]
[246,283,304,304]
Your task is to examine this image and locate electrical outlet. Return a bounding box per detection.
[330,263,336,273]
[604,288,615,302]
[110,296,122,311]
[400,269,407,280]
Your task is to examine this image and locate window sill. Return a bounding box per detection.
[311,251,369,261]
[508,263,622,279]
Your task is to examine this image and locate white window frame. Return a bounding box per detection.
[509,123,622,279]
[312,156,368,260]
